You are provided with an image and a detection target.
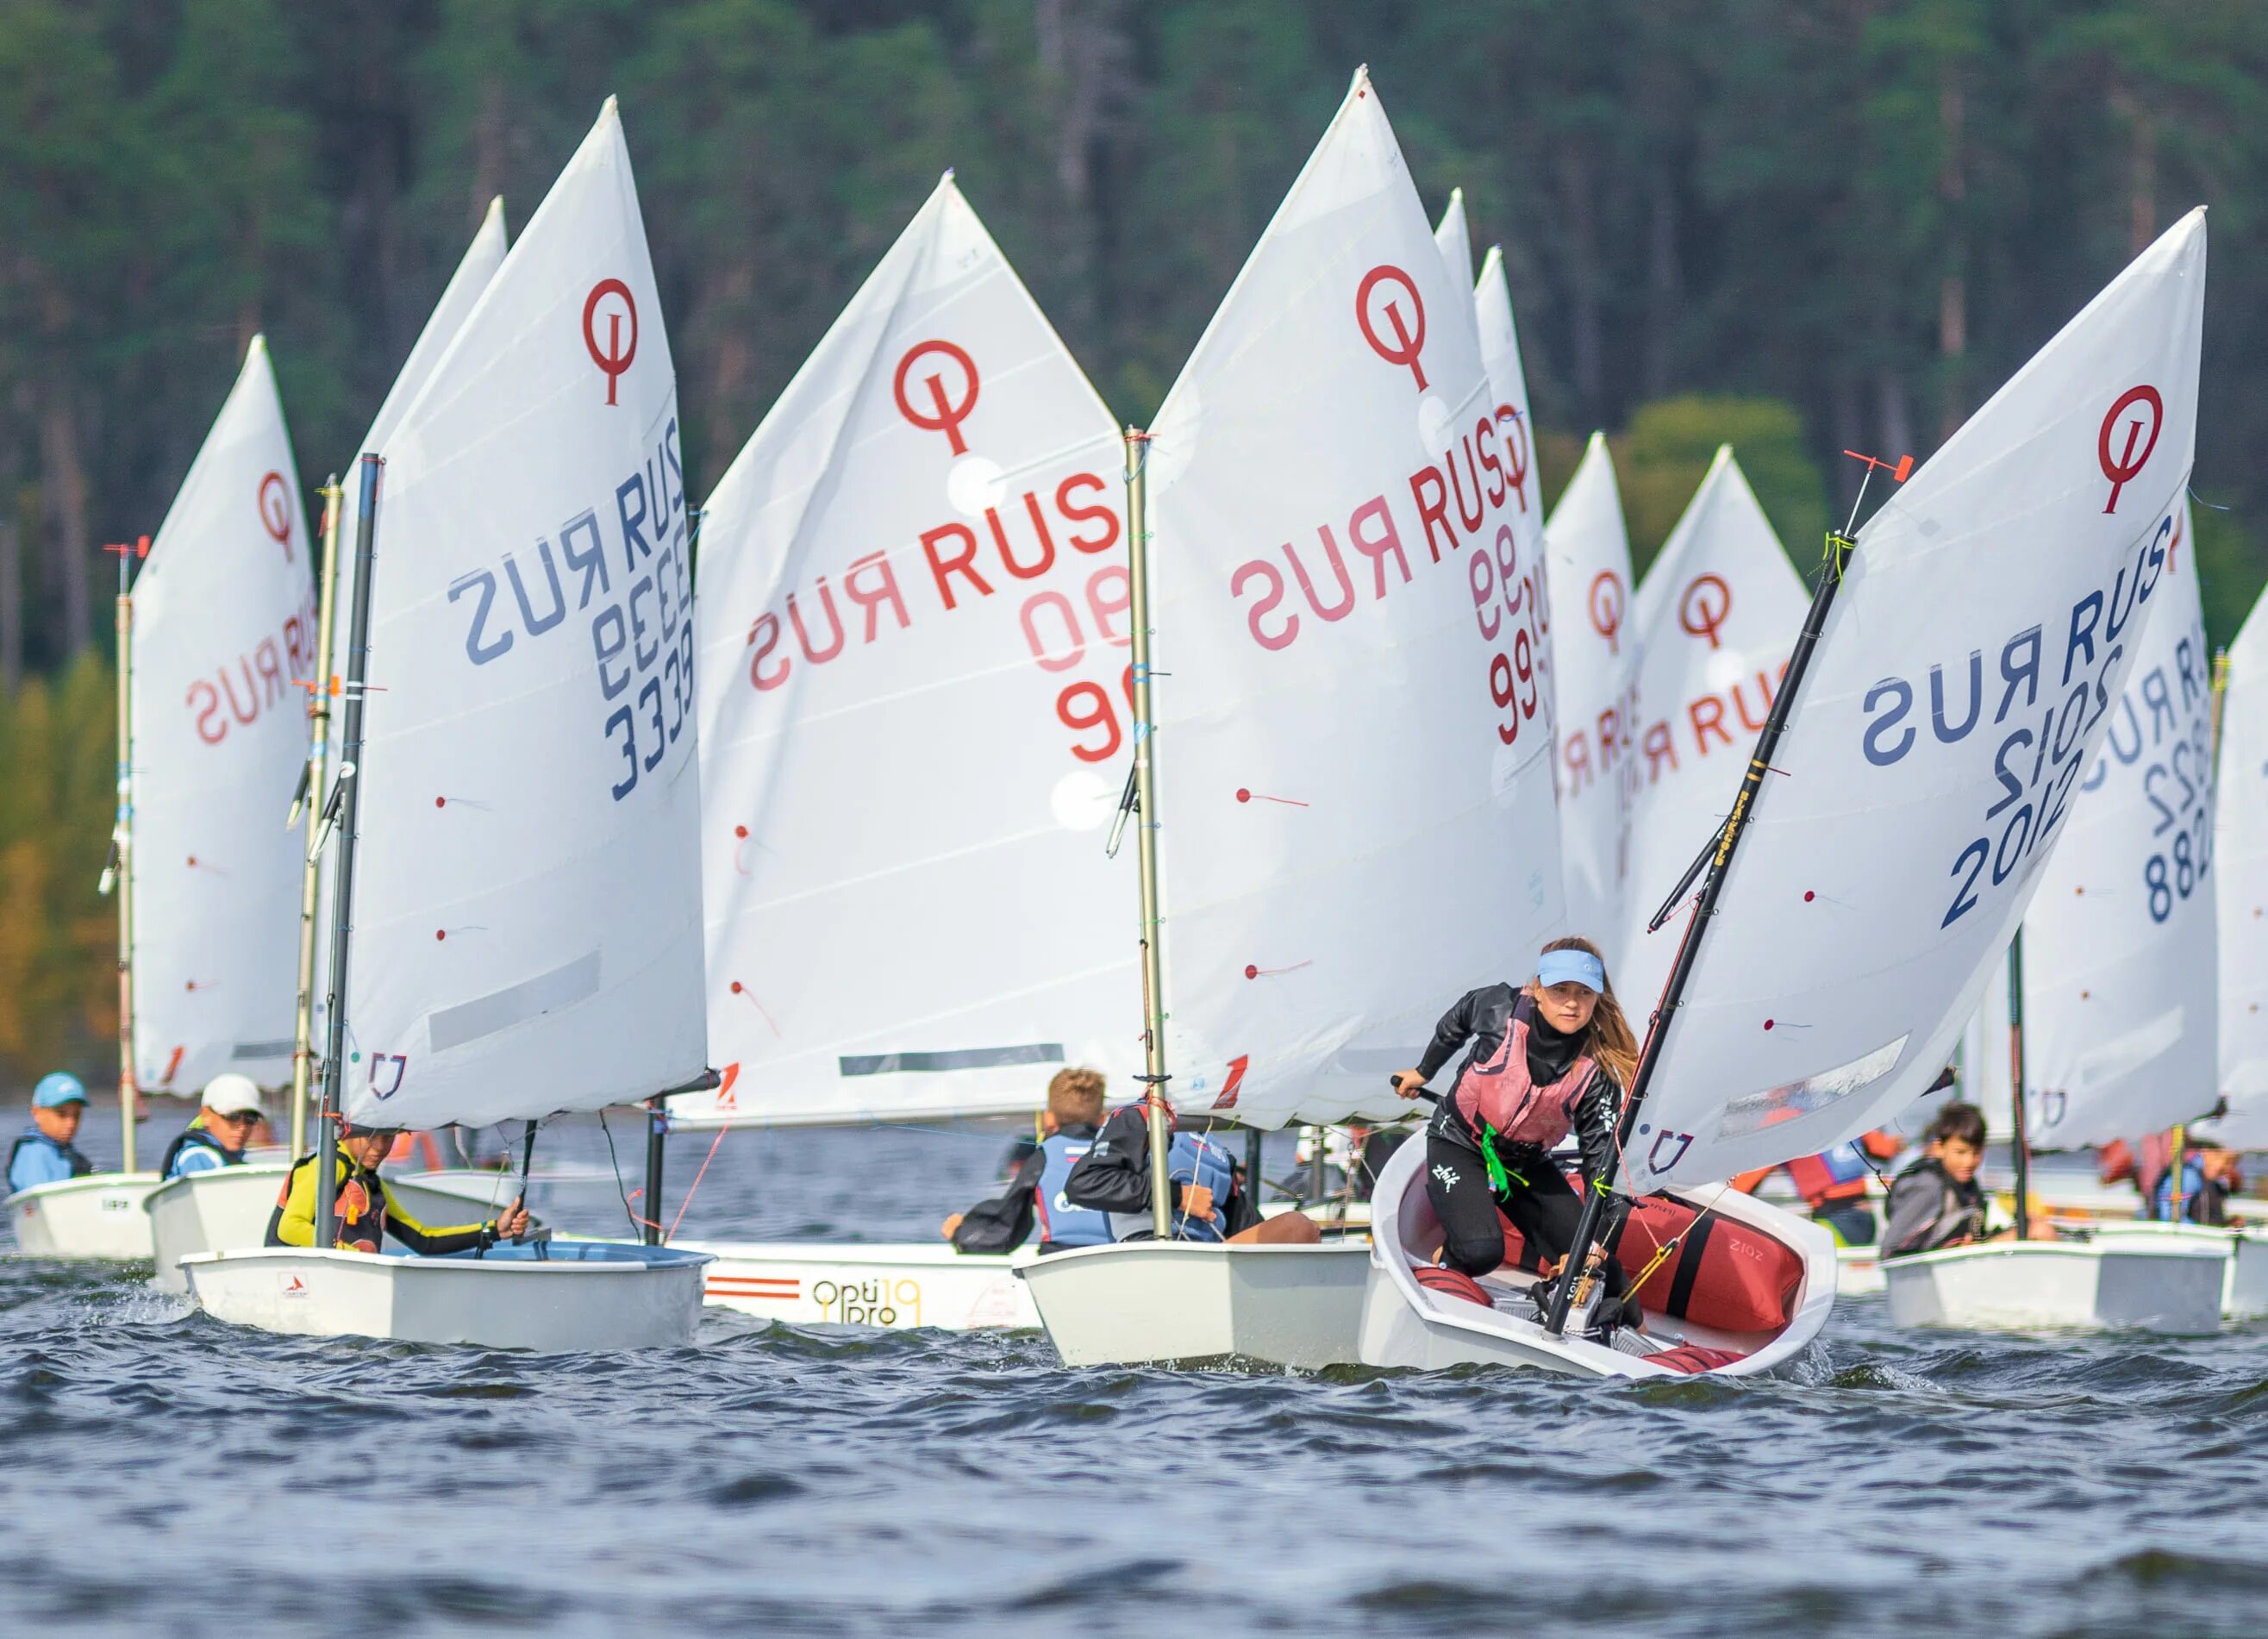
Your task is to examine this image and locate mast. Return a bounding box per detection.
[2006,931,2032,1239]
[643,1097,666,1246]
[316,455,383,1243]
[289,476,345,1161]
[102,537,147,1173]
[2173,647,2232,1223]
[1546,452,1909,1336]
[1123,427,1172,1238]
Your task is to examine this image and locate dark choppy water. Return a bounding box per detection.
[6,1105,2267,1638]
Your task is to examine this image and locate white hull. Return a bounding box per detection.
[678,1240,1042,1330]
[1881,1238,2227,1335]
[1022,1239,1373,1367]
[1835,1242,1885,1297]
[182,1241,714,1350]
[144,1164,507,1294]
[1358,1141,1837,1379]
[6,1173,163,1260]
[2085,1221,2268,1321]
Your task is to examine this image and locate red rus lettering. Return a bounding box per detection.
[921,522,995,611]
[842,551,910,642]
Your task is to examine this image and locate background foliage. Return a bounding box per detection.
[3,0,2262,1085]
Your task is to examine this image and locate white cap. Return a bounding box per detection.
[200,1073,266,1119]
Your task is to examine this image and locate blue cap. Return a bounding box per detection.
[33,1073,88,1110]
[1537,948,1607,993]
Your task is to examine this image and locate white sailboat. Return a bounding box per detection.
[9,338,311,1260]
[1614,448,1807,1010]
[669,172,1142,1330]
[182,101,713,1349]
[1545,434,1638,939]
[1022,70,1561,1368]
[1367,210,2214,1373]
[146,201,513,1289]
[2190,579,2268,1319]
[2007,496,2259,1326]
[2212,581,2268,1145]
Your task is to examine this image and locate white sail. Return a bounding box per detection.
[1959,951,2015,1132]
[338,100,704,1128]
[130,336,312,1093]
[1628,210,2207,1189]
[682,173,1132,1128]
[1545,433,1638,941]
[2212,584,2268,1144]
[315,199,510,1035]
[1474,248,1537,485]
[1145,69,1563,1129]
[1433,188,1473,289]
[1614,449,1807,1012]
[335,197,509,585]
[2022,498,2216,1147]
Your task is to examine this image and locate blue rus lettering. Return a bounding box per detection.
[505,540,568,637]
[561,510,609,605]
[2137,664,2175,745]
[449,569,512,664]
[1861,677,1915,766]
[630,575,661,671]
[1995,626,2040,723]
[1929,651,1984,744]
[593,605,631,700]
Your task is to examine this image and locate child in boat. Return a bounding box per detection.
[1062,1090,1320,1244]
[2151,1142,2244,1226]
[943,1067,1111,1254]
[1390,937,1639,1314]
[1883,1101,2034,1255]
[266,1120,529,1254]
[8,1073,93,1194]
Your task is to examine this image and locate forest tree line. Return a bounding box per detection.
[3,0,2263,1083]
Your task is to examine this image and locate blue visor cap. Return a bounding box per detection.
[33,1073,88,1109]
[1537,949,1607,994]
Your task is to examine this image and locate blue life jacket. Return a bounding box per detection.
[1108,1129,1236,1243]
[8,1128,92,1194]
[161,1122,245,1180]
[1034,1131,1112,1248]
[2150,1158,2220,1223]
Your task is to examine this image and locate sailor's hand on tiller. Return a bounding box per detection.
[495,1200,532,1241]
[940,1213,965,1242]
[1390,1070,1427,1099]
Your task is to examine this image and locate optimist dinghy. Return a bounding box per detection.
[1890,494,2230,1334]
[667,172,1140,1329]
[147,198,515,1291]
[146,1163,501,1295]
[1374,210,2212,1374]
[8,1173,162,1261]
[9,337,316,1260]
[183,101,713,1350]
[1359,1136,1834,1376]
[1023,72,1561,1369]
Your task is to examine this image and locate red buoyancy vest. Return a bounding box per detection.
[1616,1194,1803,1335]
[1452,1009,1596,1149]
[1783,1131,1898,1209]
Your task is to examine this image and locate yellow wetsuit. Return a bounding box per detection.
[265,1153,499,1255]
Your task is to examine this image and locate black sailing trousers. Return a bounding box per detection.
[1423,1135,1624,1298]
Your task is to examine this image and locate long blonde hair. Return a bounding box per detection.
[1528,935,1639,1090]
